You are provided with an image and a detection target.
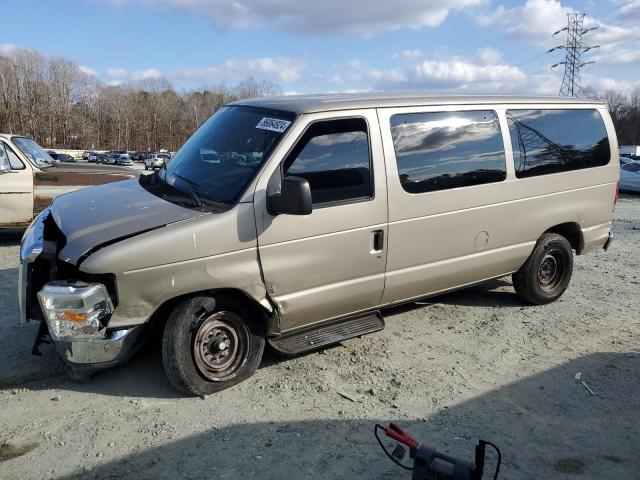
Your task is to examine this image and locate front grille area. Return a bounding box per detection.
[24,215,68,321]
[24,214,118,325]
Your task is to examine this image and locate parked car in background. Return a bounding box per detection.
[85,152,99,162]
[130,152,146,161]
[1,134,139,228]
[144,152,170,170]
[47,152,77,163]
[620,162,640,193]
[115,154,133,166]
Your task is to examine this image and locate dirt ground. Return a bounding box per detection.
[0,195,638,480]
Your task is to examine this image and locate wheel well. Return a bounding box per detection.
[544,222,583,252]
[146,288,271,338]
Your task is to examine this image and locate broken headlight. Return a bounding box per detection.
[37,281,113,340]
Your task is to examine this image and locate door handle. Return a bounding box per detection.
[372,230,384,253]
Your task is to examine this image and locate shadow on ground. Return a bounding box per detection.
[3,278,527,397]
[0,265,65,387]
[49,352,639,480]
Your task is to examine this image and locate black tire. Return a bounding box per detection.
[513,233,573,305]
[162,295,265,396]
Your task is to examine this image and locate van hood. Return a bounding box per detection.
[51,178,207,265]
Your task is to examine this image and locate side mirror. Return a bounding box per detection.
[267,175,312,216]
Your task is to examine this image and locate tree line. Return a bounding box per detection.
[1,47,639,152]
[0,48,282,152]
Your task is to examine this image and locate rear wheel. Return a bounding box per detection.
[162,295,265,396]
[513,233,573,305]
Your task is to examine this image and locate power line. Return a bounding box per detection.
[549,13,600,97]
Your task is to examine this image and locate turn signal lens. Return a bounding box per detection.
[63,311,87,323]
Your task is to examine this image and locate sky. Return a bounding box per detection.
[1,0,639,95]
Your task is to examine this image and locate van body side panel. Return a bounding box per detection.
[378,104,617,306]
[0,166,33,227]
[79,203,267,328]
[253,109,389,332]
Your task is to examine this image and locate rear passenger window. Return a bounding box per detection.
[507,109,610,178]
[390,110,506,194]
[284,118,371,205]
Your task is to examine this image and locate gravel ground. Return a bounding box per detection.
[0,194,638,480]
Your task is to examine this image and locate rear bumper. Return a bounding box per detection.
[53,325,144,371]
[580,222,613,255]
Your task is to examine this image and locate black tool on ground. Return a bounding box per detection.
[375,423,501,480]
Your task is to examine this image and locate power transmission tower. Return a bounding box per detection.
[548,13,599,97]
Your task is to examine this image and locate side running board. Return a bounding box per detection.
[268,311,384,356]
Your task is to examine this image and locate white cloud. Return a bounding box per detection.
[100,57,302,86]
[477,0,571,39]
[620,0,640,19]
[582,75,640,93]
[0,43,16,53]
[79,65,97,76]
[332,51,560,94]
[393,49,424,61]
[132,68,163,81]
[593,48,640,65]
[118,0,484,36]
[106,67,128,78]
[476,47,502,64]
[172,57,303,84]
[411,59,525,86]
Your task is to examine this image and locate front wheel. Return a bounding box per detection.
[512,233,573,305]
[162,295,265,396]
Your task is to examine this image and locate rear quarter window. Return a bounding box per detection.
[506,109,610,178]
[390,110,507,194]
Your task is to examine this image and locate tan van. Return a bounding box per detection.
[19,94,618,395]
[0,134,138,228]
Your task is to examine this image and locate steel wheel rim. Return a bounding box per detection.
[537,249,566,293]
[193,312,248,382]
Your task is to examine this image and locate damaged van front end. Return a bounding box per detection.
[17,175,245,376]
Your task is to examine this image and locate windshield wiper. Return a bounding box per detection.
[171,173,203,207]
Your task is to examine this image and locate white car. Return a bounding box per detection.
[144,153,170,170]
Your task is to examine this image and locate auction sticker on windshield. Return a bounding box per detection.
[255,117,291,133]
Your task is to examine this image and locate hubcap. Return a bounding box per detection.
[537,249,566,293]
[193,312,248,382]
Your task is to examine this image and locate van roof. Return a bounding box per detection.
[231,92,603,115]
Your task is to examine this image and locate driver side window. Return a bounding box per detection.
[283,117,372,206]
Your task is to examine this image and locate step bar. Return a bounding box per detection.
[268,311,385,356]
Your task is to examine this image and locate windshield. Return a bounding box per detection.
[12,137,53,168]
[156,106,296,206]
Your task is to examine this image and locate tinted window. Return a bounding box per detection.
[2,143,25,170]
[507,109,610,178]
[390,110,506,194]
[622,163,640,173]
[284,118,371,205]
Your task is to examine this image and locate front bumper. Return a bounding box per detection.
[53,325,144,370]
